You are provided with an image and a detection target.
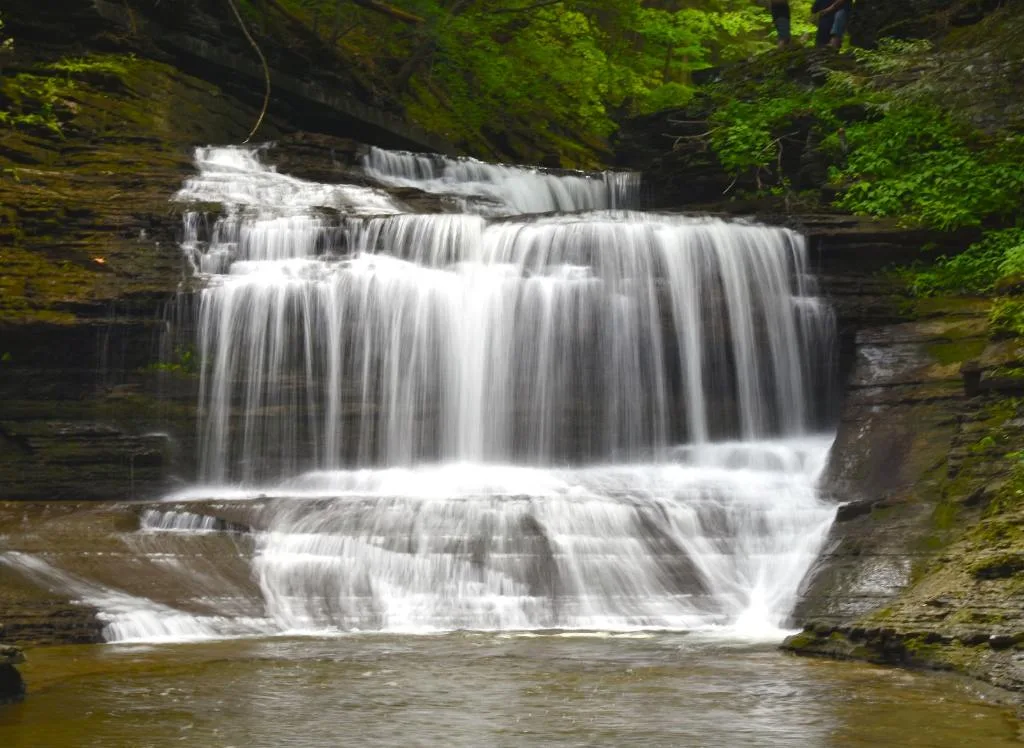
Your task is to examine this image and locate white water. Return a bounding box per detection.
[5,146,839,644]
[363,146,640,215]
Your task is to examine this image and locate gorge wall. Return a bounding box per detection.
[1,0,1021,710]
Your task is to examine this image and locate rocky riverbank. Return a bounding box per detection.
[786,287,1024,705]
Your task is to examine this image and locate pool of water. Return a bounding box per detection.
[0,634,1018,747]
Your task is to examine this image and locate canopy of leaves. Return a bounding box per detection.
[243,0,815,164]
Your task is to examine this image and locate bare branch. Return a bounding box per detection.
[487,0,564,14]
[225,0,271,143]
[349,0,425,24]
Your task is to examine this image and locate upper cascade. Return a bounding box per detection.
[363,146,641,216]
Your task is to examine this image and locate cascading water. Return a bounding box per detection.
[2,145,839,643]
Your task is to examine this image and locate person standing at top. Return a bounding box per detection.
[769,0,792,48]
[812,0,850,49]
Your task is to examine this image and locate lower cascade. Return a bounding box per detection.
[2,146,840,642]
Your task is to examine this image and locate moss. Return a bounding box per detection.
[0,51,262,325]
[932,500,961,531]
[902,636,944,661]
[909,296,992,318]
[781,631,821,650]
[0,246,97,322]
[927,338,988,366]
[987,365,1024,379]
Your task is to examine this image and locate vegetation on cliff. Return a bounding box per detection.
[680,6,1024,695]
[680,7,1023,339]
[233,0,818,165]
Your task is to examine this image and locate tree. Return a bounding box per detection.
[253,0,820,161]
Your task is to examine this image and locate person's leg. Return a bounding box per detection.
[830,7,849,48]
[816,12,833,47]
[771,2,792,47]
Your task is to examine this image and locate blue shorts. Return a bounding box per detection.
[831,7,849,37]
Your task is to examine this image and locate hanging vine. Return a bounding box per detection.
[225,0,271,143]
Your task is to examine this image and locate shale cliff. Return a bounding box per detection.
[0,0,457,501]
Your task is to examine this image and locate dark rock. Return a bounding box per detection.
[957,632,990,646]
[850,0,1011,48]
[961,360,983,397]
[0,664,25,705]
[835,499,876,522]
[989,634,1017,650]
[0,645,26,704]
[971,553,1024,580]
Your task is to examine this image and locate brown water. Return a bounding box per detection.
[0,634,1018,747]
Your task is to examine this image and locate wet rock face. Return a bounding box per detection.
[788,285,1024,699]
[794,296,988,623]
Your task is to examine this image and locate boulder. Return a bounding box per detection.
[0,647,26,706]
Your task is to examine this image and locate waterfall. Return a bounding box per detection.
[3,145,839,642]
[182,147,832,482]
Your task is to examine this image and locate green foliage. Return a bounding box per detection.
[149,347,198,376]
[706,71,856,188]
[262,0,820,162]
[850,37,933,74]
[47,54,135,77]
[833,109,1024,230]
[709,85,809,178]
[701,30,1024,232]
[996,229,1024,280]
[0,74,72,135]
[0,55,137,136]
[637,82,695,116]
[989,298,1024,339]
[910,229,1024,297]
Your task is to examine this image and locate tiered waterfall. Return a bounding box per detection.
[0,145,840,642]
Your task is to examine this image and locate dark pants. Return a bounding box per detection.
[770,2,791,43]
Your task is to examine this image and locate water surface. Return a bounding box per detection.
[1,635,1017,747]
